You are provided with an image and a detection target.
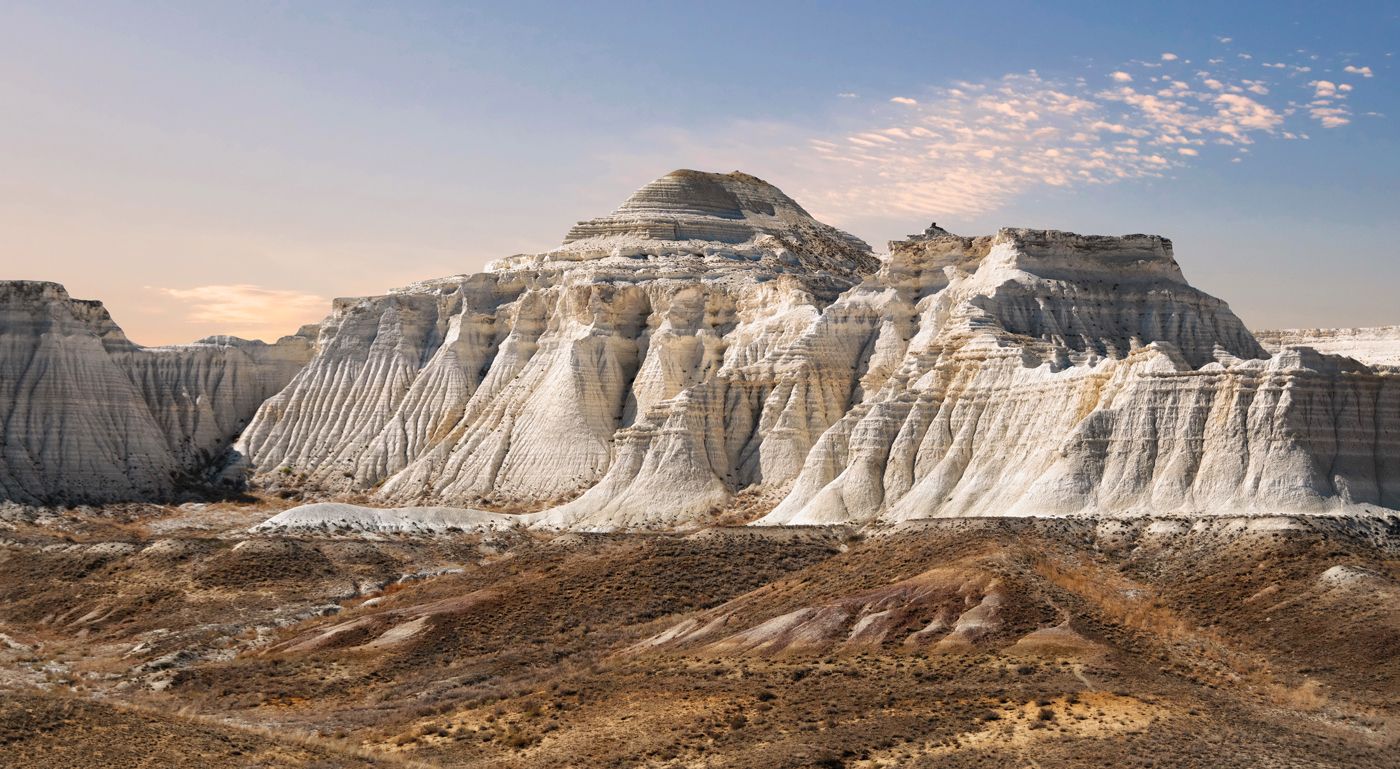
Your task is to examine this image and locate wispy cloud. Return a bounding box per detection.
[620,40,1377,225]
[153,284,325,341]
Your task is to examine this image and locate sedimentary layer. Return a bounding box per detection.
[1256,326,1400,367]
[755,229,1399,525]
[232,172,1399,529]
[236,171,880,515]
[0,281,313,503]
[7,170,1397,525]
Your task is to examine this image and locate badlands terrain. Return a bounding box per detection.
[0,505,1396,768]
[1,170,1398,767]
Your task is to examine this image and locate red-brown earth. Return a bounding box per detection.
[1,503,1396,768]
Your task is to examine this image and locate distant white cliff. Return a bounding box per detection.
[1255,326,1400,367]
[233,171,1398,528]
[5,170,1397,524]
[0,281,312,504]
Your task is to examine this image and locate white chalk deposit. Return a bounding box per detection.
[253,502,516,533]
[231,171,1398,529]
[0,281,313,503]
[6,170,1397,526]
[1256,327,1400,367]
[237,170,880,526]
[756,229,1400,526]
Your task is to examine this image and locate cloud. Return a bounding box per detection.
[154,284,325,341]
[838,92,859,98]
[793,70,1295,219]
[616,43,1376,225]
[1306,78,1359,127]
[1212,93,1283,131]
[1161,53,1179,61]
[1343,65,1374,77]
[1310,108,1350,128]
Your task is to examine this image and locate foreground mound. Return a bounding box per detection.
[254,502,519,533]
[2,512,1394,768]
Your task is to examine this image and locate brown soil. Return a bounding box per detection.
[1,509,1396,768]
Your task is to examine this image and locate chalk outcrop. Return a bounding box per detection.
[231,172,1398,529]
[6,170,1398,526]
[252,502,514,534]
[1256,327,1400,367]
[756,229,1400,525]
[0,281,313,504]
[236,170,880,520]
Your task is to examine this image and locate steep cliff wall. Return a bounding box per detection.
[0,281,313,504]
[237,171,880,510]
[10,170,1396,525]
[1255,327,1400,367]
[231,171,1399,530]
[755,228,1393,525]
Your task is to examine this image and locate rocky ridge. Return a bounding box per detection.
[1255,326,1400,367]
[234,170,881,519]
[3,170,1397,524]
[756,228,1398,525]
[233,171,1397,529]
[0,281,313,504]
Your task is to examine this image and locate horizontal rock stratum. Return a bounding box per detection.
[1255,326,1400,367]
[0,281,313,504]
[3,169,1399,524]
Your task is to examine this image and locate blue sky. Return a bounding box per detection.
[1,1,1396,343]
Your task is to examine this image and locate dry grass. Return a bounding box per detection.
[2,513,1397,768]
[1266,678,1329,712]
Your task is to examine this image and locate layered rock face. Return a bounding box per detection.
[10,170,1396,524]
[234,171,1400,528]
[0,281,313,504]
[237,170,881,518]
[1256,326,1400,367]
[758,228,1398,525]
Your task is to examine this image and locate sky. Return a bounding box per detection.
[1,1,1396,345]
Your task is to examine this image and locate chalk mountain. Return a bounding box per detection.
[2,170,1398,525]
[0,281,312,504]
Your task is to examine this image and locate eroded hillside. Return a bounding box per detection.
[5,171,1398,528]
[2,506,1395,768]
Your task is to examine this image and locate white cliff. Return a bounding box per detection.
[757,229,1398,526]
[7,170,1397,525]
[237,170,881,520]
[232,171,1399,529]
[1255,326,1400,367]
[0,281,313,504]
